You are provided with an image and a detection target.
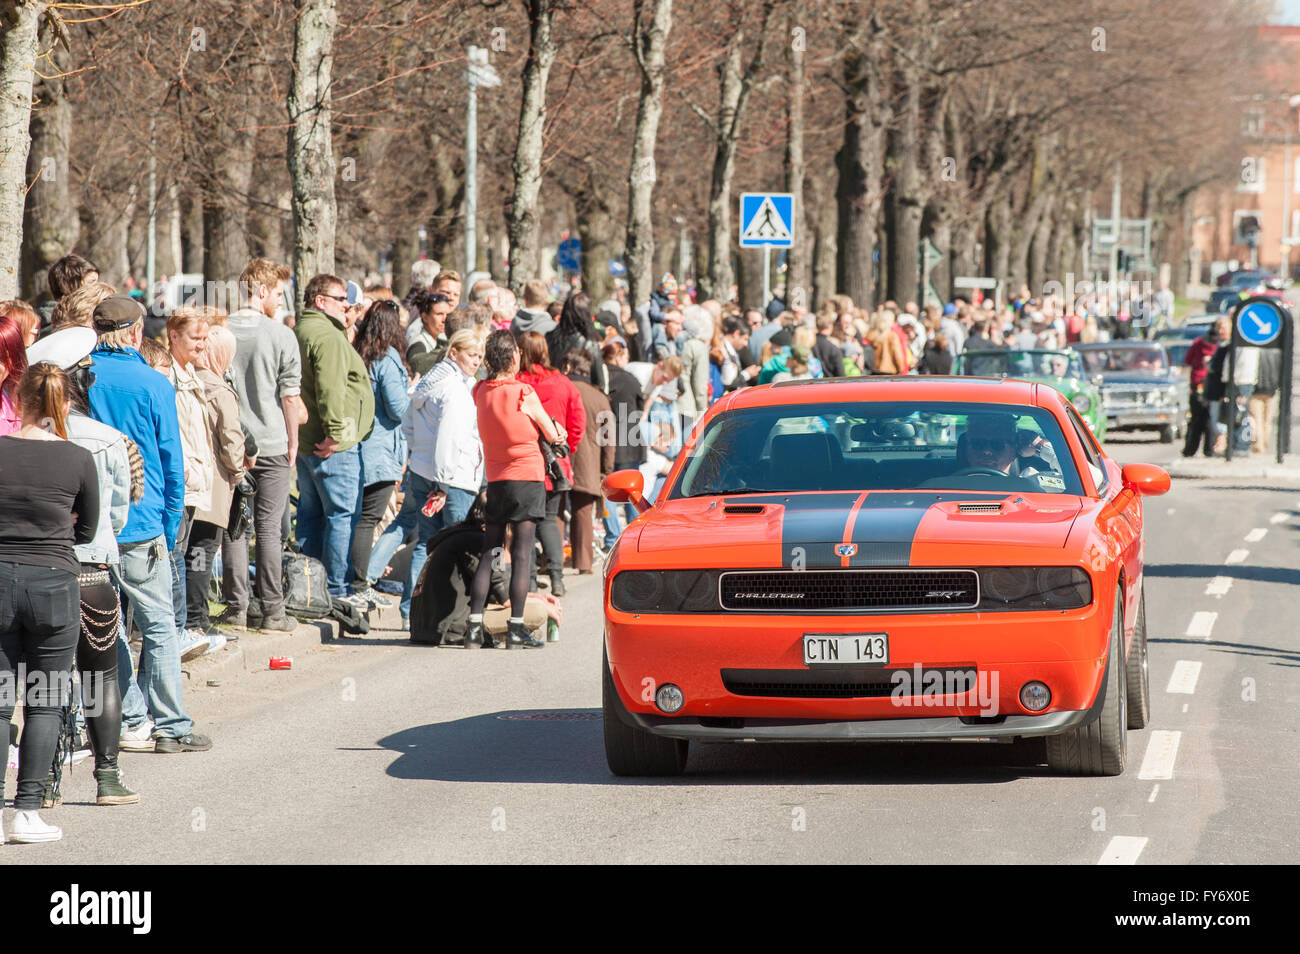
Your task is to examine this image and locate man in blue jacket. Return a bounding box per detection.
[88,296,211,754]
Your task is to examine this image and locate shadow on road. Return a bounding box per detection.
[375,710,1051,786]
[1145,563,1300,585]
[1149,635,1300,666]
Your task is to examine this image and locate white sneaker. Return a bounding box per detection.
[9,809,62,843]
[119,720,156,752]
[180,629,209,661]
[204,633,227,654]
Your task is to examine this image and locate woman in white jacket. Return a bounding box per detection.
[367,328,485,627]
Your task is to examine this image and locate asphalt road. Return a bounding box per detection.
[4,423,1296,866]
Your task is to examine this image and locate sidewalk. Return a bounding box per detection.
[1163,452,1300,484]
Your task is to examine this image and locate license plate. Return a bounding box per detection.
[802,633,889,666]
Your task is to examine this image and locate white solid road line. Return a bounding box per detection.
[1205,576,1233,598]
[1185,611,1218,640]
[1167,660,1203,694]
[1244,527,1267,543]
[1098,836,1149,865]
[1138,730,1182,780]
[1226,549,1249,564]
[1270,511,1288,524]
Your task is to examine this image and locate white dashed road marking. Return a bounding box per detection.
[1205,576,1233,598]
[1138,730,1182,780]
[1166,660,1202,694]
[1182,703,1189,713]
[1098,836,1149,865]
[1185,612,1218,640]
[1226,549,1249,564]
[1148,784,1160,803]
[1244,528,1267,543]
[1270,511,1288,524]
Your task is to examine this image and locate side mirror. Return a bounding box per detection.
[603,469,651,513]
[1121,463,1171,497]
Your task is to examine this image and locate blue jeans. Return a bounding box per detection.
[602,499,639,547]
[114,536,192,739]
[296,448,362,597]
[367,470,475,619]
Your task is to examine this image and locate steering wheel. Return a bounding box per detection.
[949,466,1010,478]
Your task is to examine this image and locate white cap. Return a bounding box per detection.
[26,327,97,369]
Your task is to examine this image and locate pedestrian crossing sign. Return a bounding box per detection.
[739,193,794,248]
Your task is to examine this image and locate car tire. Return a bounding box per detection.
[1046,593,1128,776]
[1126,587,1151,730]
[603,647,688,777]
[1159,424,1175,443]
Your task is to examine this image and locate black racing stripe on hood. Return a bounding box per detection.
[847,492,1009,567]
[724,492,1009,568]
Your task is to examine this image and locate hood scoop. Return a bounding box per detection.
[722,504,766,515]
[956,502,1003,514]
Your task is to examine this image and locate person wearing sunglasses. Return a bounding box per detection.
[293,274,375,604]
[962,414,1020,474]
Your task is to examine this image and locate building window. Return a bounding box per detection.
[1291,208,1300,241]
[1238,156,1265,193]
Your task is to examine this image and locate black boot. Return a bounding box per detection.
[506,620,544,649]
[464,620,486,649]
[549,572,566,597]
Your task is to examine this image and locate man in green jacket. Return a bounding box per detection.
[294,273,376,601]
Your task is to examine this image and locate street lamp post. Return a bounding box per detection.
[465,46,500,277]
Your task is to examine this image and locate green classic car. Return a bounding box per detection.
[953,348,1108,442]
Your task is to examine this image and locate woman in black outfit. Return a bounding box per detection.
[546,292,608,392]
[0,364,99,844]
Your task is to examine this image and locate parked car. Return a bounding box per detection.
[1153,314,1215,342]
[601,377,1170,777]
[1206,273,1287,313]
[953,348,1107,442]
[1074,342,1186,443]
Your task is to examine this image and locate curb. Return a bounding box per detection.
[1163,459,1300,483]
[182,617,337,685]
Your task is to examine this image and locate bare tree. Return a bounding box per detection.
[0,0,51,298]
[624,0,671,308]
[507,0,558,292]
[287,0,338,307]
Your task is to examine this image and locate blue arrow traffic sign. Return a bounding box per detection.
[556,237,582,272]
[739,193,794,248]
[1236,300,1283,346]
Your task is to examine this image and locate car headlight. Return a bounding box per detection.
[610,570,722,613]
[1072,393,1092,414]
[978,567,1091,610]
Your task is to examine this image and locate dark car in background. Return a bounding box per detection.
[1074,342,1186,443]
[1206,272,1288,313]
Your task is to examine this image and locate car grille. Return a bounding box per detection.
[719,569,979,612]
[722,667,978,698]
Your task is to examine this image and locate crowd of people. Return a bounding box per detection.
[0,252,1267,844]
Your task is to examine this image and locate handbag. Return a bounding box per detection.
[227,472,258,539]
[538,416,572,492]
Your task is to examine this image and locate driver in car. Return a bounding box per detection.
[1047,355,1069,378]
[961,414,1057,481]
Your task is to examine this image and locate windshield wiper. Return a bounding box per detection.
[686,487,776,498]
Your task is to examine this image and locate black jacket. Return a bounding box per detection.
[409,521,507,645]
[547,329,608,392]
[917,343,954,375]
[813,334,845,378]
[605,363,646,470]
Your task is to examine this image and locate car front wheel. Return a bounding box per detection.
[1046,592,1128,776]
[603,647,689,777]
[1126,587,1151,729]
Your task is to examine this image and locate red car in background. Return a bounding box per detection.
[601,377,1170,778]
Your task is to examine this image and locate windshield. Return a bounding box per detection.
[956,350,1083,380]
[671,400,1085,498]
[1080,348,1168,373]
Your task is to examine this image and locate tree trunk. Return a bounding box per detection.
[624,0,673,309]
[573,186,613,303]
[287,0,338,310]
[390,230,415,295]
[1027,191,1057,295]
[703,40,744,302]
[20,11,74,303]
[427,138,465,266]
[985,196,1012,293]
[925,207,952,303]
[783,11,807,309]
[248,155,288,264]
[884,65,922,306]
[0,0,48,299]
[181,189,205,275]
[736,246,764,311]
[809,173,836,309]
[157,182,183,279]
[506,0,558,294]
[834,35,884,309]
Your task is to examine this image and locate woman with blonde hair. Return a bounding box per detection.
[868,310,909,375]
[185,324,245,640]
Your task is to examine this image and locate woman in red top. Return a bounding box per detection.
[468,330,565,649]
[516,332,584,596]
